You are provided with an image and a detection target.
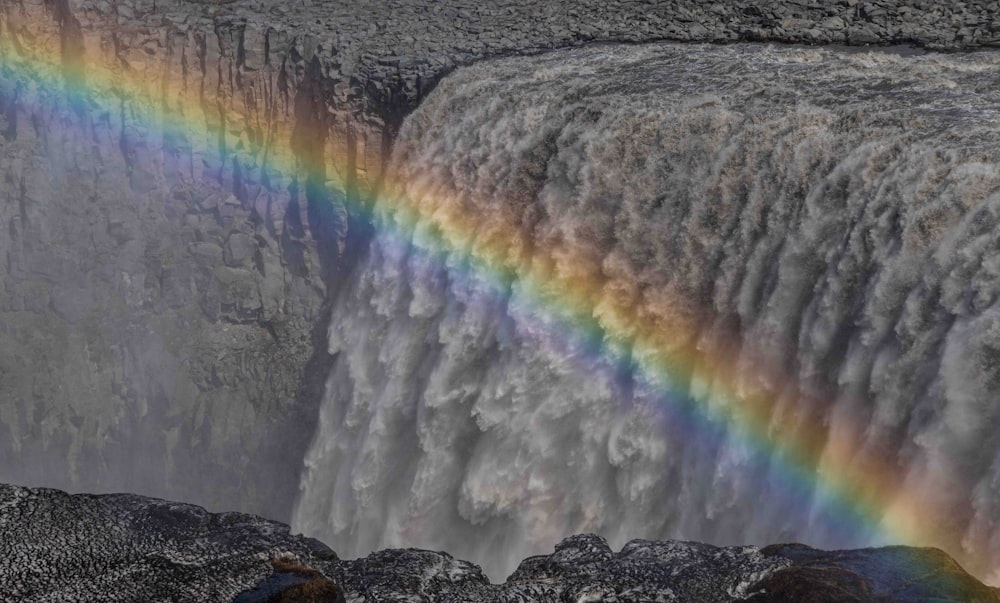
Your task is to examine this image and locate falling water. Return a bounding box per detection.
[294,43,1000,582]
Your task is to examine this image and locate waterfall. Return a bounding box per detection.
[294,43,1000,582]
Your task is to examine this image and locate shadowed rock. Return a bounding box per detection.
[748,544,1000,603]
[234,558,346,603]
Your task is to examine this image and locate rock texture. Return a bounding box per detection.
[751,544,1000,602]
[0,483,342,602]
[1,0,1000,553]
[0,483,996,602]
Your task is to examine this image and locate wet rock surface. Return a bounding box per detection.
[0,483,996,602]
[750,544,1000,602]
[1,0,999,566]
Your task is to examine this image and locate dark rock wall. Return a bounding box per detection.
[0,0,998,522]
[0,0,353,520]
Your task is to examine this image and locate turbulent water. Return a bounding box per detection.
[293,43,1000,581]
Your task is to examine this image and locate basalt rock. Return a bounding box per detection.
[0,483,996,602]
[749,544,1000,603]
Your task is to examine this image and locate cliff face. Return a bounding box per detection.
[1,0,999,550]
[0,483,996,602]
[0,0,343,520]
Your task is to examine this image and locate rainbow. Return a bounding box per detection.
[0,5,982,585]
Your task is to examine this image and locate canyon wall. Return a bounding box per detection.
[0,0,376,519]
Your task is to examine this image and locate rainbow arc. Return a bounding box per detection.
[0,11,977,581]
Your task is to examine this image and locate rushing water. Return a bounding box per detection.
[293,43,1000,581]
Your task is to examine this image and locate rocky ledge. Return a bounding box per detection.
[0,483,996,602]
